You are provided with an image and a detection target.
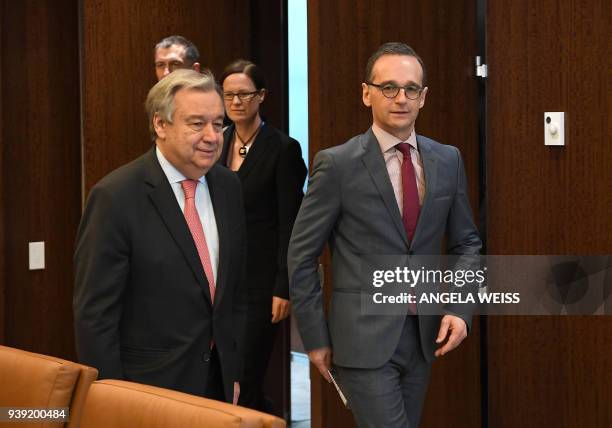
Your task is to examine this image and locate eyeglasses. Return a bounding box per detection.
[154,61,188,73]
[222,91,260,101]
[366,82,423,100]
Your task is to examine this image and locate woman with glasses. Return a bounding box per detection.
[219,59,307,413]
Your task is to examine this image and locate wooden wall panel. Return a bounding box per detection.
[1,0,81,359]
[250,0,287,131]
[487,0,612,426]
[251,0,292,418]
[307,1,481,427]
[249,1,293,417]
[80,0,252,194]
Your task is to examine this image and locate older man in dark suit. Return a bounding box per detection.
[74,69,246,404]
[288,43,482,427]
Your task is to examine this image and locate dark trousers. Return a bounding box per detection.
[204,346,226,402]
[335,316,432,428]
[237,289,278,412]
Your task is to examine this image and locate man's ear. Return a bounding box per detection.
[419,86,428,109]
[192,62,201,73]
[153,113,166,139]
[362,82,372,107]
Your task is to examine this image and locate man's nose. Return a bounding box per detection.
[201,123,218,141]
[163,66,171,77]
[394,88,408,103]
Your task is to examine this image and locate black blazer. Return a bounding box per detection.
[73,147,247,401]
[221,123,307,299]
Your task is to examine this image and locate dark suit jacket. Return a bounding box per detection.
[288,129,482,367]
[73,147,247,401]
[221,123,306,299]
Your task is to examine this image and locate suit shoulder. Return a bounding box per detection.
[265,125,302,151]
[418,134,461,157]
[81,152,154,224]
[315,133,363,159]
[91,151,149,194]
[312,133,365,173]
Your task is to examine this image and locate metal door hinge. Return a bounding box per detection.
[476,56,488,78]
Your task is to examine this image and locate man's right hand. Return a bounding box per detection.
[308,346,332,383]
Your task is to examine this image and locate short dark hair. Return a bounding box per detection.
[220,59,266,91]
[155,35,200,65]
[365,42,427,86]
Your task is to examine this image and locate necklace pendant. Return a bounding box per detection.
[239,145,248,157]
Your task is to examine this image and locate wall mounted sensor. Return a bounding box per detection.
[544,112,565,146]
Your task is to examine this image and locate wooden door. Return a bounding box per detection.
[486,0,612,426]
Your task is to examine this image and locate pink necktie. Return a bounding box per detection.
[181,179,216,303]
[395,143,420,314]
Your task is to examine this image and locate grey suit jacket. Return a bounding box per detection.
[288,129,481,367]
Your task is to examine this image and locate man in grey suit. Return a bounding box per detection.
[288,42,482,427]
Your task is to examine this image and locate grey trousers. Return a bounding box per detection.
[335,316,432,428]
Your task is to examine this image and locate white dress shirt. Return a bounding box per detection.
[156,146,219,282]
[372,124,426,213]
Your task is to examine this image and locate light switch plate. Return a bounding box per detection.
[544,112,565,146]
[29,241,45,270]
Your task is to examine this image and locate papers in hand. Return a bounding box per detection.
[328,368,350,409]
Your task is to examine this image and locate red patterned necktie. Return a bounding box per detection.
[181,179,216,303]
[394,143,420,242]
[395,143,420,314]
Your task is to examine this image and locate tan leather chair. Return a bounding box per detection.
[79,379,286,428]
[0,345,98,428]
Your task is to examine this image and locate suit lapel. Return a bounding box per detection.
[360,129,410,248]
[205,166,230,306]
[220,126,232,167]
[144,148,213,305]
[234,124,274,180]
[410,135,438,248]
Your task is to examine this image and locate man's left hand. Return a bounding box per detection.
[434,314,467,357]
[271,296,291,323]
[233,382,240,405]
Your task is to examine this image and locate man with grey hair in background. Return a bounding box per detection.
[74,69,246,405]
[154,35,201,80]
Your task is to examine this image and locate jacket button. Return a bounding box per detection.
[202,352,211,362]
